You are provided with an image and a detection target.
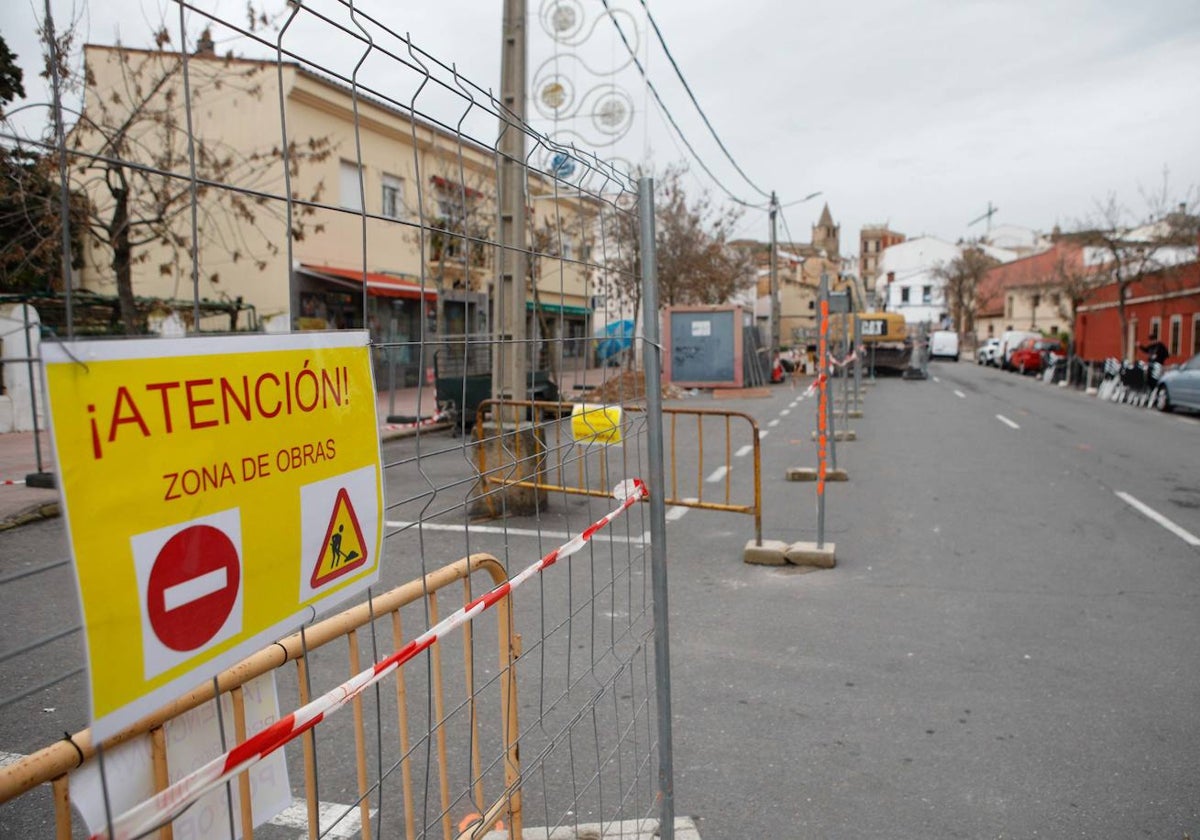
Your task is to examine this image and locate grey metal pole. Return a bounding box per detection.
[853,315,863,413]
[822,275,838,473]
[769,192,780,356]
[817,272,829,547]
[21,305,44,474]
[639,177,675,840]
[840,311,849,433]
[43,0,74,338]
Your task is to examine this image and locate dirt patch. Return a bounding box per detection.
[584,369,686,403]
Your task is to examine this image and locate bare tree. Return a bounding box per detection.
[414,166,493,337]
[1080,177,1199,360]
[932,244,998,339]
[58,21,332,332]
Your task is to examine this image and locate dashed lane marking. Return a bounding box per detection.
[706,465,729,483]
[1115,492,1200,547]
[759,429,769,439]
[780,408,791,416]
[735,444,754,457]
[953,389,966,399]
[995,414,1020,430]
[768,419,780,427]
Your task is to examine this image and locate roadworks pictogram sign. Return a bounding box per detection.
[311,488,369,588]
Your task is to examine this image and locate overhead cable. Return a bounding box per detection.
[634,0,771,200]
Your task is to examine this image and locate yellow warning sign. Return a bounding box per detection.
[41,331,383,741]
[311,488,369,588]
[571,403,623,445]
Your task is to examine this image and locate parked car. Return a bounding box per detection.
[929,330,960,361]
[1009,337,1066,375]
[976,338,1000,366]
[1153,353,1200,413]
[998,329,1040,370]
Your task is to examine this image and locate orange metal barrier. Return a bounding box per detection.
[473,399,763,545]
[0,554,521,840]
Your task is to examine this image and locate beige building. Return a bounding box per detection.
[73,42,595,381]
[732,203,843,346]
[859,224,905,287]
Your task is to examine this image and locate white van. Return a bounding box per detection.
[929,330,959,362]
[998,330,1040,370]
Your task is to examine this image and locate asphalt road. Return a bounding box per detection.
[1,363,1198,838]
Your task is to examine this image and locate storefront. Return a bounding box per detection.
[295,264,438,388]
[526,299,591,367]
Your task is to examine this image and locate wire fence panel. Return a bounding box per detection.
[0,1,675,839]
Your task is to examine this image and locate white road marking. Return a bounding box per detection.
[995,414,1020,430]
[270,798,377,839]
[665,505,690,522]
[385,520,648,545]
[932,376,941,383]
[953,389,966,399]
[706,465,729,483]
[767,419,780,427]
[1115,492,1200,547]
[163,568,228,611]
[780,408,791,416]
[759,429,769,439]
[735,444,754,457]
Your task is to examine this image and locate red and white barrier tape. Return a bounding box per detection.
[0,479,26,486]
[91,478,648,840]
[827,349,859,370]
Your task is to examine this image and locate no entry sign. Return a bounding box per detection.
[148,524,240,652]
[44,332,383,739]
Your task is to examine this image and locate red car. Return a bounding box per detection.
[1009,337,1065,374]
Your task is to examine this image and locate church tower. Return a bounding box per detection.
[811,203,840,258]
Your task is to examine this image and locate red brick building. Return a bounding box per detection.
[1074,260,1200,364]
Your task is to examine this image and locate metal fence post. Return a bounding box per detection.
[853,315,863,413]
[639,177,675,840]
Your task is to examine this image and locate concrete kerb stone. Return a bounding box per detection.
[785,540,836,568]
[743,538,790,565]
[785,467,848,482]
[0,500,61,532]
[810,430,856,442]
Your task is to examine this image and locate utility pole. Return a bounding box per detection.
[494,0,528,403]
[769,191,780,353]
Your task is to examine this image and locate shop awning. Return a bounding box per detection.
[526,299,591,317]
[300,264,437,301]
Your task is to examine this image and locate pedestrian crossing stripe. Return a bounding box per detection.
[310,488,369,588]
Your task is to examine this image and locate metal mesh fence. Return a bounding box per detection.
[0,2,675,838]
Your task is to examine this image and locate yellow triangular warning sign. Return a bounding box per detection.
[311,488,369,588]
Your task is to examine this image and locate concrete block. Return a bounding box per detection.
[785,540,837,568]
[786,467,848,482]
[847,409,864,419]
[743,539,790,566]
[810,430,857,441]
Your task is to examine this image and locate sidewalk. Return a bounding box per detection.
[0,365,620,529]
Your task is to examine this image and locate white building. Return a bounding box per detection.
[871,236,964,326]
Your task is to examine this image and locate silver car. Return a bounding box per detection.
[1154,353,1200,413]
[976,338,1000,366]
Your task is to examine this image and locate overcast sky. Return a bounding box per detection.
[3,0,1199,259]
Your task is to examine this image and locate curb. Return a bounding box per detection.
[0,501,61,532]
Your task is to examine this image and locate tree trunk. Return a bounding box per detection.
[110,186,139,334]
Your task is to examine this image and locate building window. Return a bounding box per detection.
[922,285,932,304]
[1005,296,1012,318]
[1148,317,1161,341]
[1193,314,1200,355]
[988,323,995,337]
[900,287,910,304]
[1169,315,1182,357]
[381,174,405,219]
[339,160,364,212]
[1031,293,1041,309]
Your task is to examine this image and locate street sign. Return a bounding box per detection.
[43,332,383,740]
